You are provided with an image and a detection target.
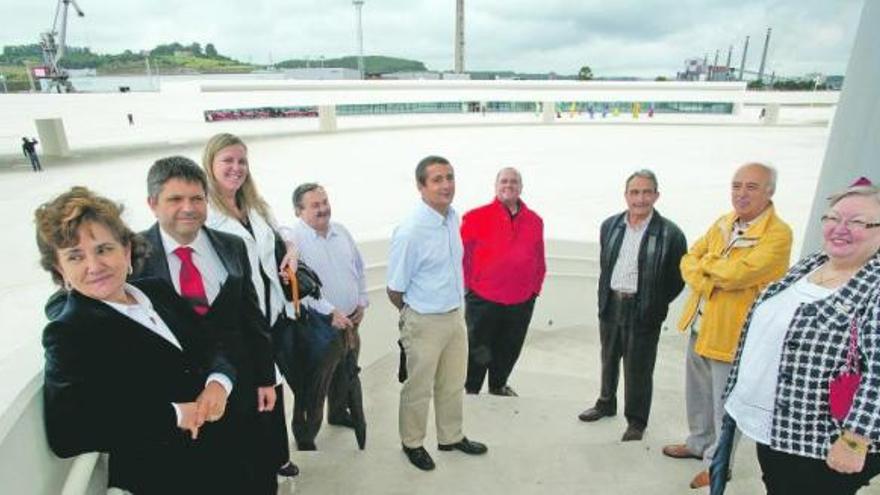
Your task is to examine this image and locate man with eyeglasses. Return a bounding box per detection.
[662,162,793,489]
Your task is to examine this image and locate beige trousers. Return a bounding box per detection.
[399,306,468,448]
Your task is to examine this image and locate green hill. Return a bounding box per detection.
[275,55,427,74]
[0,43,433,91]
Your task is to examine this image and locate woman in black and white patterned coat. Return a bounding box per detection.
[721,179,880,494]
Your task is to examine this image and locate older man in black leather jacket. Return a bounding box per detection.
[578,169,687,442]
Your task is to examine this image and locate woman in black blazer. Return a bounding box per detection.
[36,186,244,494]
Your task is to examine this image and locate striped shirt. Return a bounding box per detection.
[609,212,653,293]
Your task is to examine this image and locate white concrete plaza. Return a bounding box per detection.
[1,107,861,494]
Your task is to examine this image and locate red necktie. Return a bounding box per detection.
[174,246,209,315]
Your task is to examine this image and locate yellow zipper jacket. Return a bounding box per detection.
[677,204,792,362]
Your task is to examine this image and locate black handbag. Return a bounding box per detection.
[273,230,323,301]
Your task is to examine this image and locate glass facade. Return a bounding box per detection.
[205,100,733,122]
[556,101,733,114]
[337,102,463,115]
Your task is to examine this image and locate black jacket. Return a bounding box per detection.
[42,279,237,493]
[597,210,687,325]
[137,224,277,399]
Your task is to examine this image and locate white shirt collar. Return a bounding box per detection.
[104,283,154,314]
[299,218,336,240]
[625,210,654,231]
[159,227,209,257]
[416,200,455,226]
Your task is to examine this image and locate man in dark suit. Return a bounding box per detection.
[138,156,297,491]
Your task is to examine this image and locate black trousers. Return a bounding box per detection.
[594,294,660,429]
[465,292,536,393]
[757,443,880,495]
[26,151,42,171]
[257,385,290,472]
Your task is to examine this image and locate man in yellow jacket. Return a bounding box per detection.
[662,163,792,489]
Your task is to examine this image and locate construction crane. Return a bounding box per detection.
[36,0,85,92]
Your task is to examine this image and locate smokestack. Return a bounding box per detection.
[739,36,750,81]
[712,50,719,80]
[454,0,465,73]
[758,27,772,83]
[726,45,733,80]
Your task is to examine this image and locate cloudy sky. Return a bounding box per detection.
[0,0,864,77]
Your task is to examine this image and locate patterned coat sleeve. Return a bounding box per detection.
[844,288,880,442]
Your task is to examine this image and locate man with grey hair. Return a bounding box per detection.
[578,169,687,442]
[662,162,792,489]
[460,167,546,397]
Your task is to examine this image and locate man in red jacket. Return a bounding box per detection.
[461,167,546,396]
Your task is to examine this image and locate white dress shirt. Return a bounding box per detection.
[279,220,369,316]
[160,227,284,385]
[159,228,228,304]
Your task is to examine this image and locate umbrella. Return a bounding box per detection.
[341,351,367,450]
[710,413,737,495]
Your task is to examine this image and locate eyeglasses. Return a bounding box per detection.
[820,214,880,231]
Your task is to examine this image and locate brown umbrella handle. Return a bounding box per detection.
[285,265,301,318]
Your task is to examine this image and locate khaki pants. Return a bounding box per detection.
[399,306,468,448]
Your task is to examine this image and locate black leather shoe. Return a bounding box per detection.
[621,425,644,442]
[277,461,300,477]
[578,407,615,422]
[488,385,518,397]
[328,413,355,429]
[438,437,488,455]
[402,445,435,471]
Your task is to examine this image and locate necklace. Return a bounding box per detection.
[811,265,853,287]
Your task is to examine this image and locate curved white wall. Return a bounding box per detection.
[0,238,599,495]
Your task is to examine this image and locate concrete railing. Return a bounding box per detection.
[0,80,838,158]
[0,238,598,494]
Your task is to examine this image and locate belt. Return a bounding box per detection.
[611,290,636,300]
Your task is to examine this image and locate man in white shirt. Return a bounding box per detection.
[387,155,488,471]
[280,183,368,430]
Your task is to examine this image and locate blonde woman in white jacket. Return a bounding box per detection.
[202,132,300,479]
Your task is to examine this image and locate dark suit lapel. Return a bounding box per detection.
[144,223,173,285]
[140,282,199,355]
[71,289,185,355]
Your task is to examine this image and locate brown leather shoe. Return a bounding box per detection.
[662,443,701,460]
[689,469,731,489]
[689,470,709,489]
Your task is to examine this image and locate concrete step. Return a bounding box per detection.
[284,325,876,495]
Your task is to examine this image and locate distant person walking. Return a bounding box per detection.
[127,113,135,125]
[21,137,42,172]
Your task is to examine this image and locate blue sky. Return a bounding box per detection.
[0,0,864,77]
